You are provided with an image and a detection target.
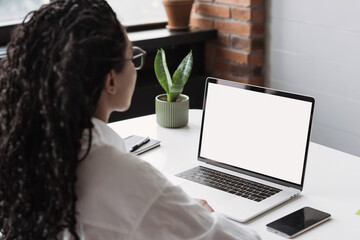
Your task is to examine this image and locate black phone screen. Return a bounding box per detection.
[266,207,331,237]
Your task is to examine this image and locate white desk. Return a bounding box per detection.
[109,109,360,239]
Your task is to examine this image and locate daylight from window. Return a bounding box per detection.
[108,0,166,26]
[0,0,166,27]
[0,0,49,26]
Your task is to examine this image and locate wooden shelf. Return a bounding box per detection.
[128,28,217,51]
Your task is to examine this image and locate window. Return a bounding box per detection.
[107,0,166,26]
[0,0,49,26]
[0,0,166,27]
[0,0,167,49]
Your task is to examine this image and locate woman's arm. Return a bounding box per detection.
[132,184,261,240]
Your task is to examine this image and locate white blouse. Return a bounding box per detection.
[73,117,261,240]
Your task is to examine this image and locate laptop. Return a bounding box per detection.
[175,77,315,222]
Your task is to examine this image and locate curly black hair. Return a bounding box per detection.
[0,0,127,238]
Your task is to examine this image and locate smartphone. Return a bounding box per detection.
[266,207,331,238]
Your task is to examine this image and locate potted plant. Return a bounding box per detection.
[154,48,193,128]
[162,0,194,31]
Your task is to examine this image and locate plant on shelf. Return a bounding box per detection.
[162,0,194,31]
[154,48,193,128]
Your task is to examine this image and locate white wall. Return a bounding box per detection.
[265,0,360,157]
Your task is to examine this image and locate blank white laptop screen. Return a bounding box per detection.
[200,82,313,185]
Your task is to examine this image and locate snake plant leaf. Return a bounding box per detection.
[154,49,172,94]
[169,50,193,102]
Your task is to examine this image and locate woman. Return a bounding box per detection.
[0,0,260,239]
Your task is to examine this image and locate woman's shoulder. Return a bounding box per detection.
[76,144,173,236]
[78,144,170,191]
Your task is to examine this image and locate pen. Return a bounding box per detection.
[130,137,150,152]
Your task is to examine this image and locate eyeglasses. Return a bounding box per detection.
[92,46,146,71]
[126,46,146,70]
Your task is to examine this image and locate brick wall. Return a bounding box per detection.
[190,0,265,86]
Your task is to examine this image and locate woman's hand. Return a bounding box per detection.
[195,199,214,212]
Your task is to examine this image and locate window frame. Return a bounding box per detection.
[0,24,16,46]
[0,21,168,46]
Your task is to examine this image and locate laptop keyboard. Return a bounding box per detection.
[176,166,282,202]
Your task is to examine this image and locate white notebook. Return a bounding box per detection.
[124,135,161,155]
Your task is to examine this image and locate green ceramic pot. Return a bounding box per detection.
[155,94,189,128]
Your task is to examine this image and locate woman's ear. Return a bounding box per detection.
[104,70,117,95]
